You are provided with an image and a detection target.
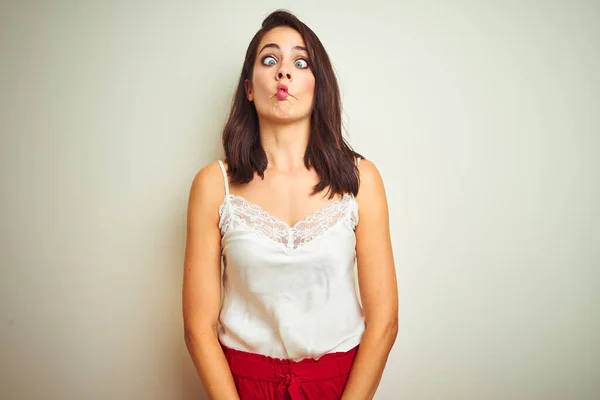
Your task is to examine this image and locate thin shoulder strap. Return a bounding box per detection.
[217,160,230,196]
[355,156,362,166]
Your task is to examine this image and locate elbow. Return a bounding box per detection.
[383,316,399,341]
[366,316,398,344]
[390,317,399,340]
[183,321,218,346]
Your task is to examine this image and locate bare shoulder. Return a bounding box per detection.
[355,158,387,206]
[191,160,225,191]
[188,160,227,219]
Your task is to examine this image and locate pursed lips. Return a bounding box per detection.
[276,84,289,100]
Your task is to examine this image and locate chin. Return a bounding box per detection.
[270,112,312,124]
[255,103,311,124]
[271,107,311,122]
[266,114,296,124]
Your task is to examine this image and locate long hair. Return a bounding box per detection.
[222,9,363,198]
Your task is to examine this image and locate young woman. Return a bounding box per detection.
[183,10,398,400]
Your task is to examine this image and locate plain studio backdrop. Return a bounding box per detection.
[1,1,598,399]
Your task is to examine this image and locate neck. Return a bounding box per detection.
[258,117,311,171]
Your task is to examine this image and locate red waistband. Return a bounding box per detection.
[221,344,358,383]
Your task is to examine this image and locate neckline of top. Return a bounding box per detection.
[220,192,355,230]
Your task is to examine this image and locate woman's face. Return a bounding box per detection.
[245,26,316,123]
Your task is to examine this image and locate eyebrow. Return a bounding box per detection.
[258,43,308,55]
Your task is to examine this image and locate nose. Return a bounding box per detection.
[277,67,291,81]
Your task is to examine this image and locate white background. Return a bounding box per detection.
[1,1,598,399]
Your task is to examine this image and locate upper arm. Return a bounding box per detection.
[182,162,224,335]
[355,159,399,328]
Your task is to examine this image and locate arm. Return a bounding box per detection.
[182,163,240,400]
[341,159,399,400]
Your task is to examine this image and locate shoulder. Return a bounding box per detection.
[356,158,384,193]
[355,157,388,217]
[188,160,227,216]
[191,160,226,194]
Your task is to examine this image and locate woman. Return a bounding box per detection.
[183,9,398,400]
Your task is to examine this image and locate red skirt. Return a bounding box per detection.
[221,344,358,400]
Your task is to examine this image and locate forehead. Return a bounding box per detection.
[258,26,306,51]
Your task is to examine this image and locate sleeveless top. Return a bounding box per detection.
[216,158,365,361]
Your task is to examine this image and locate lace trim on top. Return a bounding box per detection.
[219,193,358,250]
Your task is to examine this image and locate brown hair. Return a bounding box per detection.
[222,9,363,198]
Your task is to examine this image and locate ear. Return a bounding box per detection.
[244,79,254,102]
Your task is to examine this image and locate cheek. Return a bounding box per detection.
[252,69,272,94]
[302,74,316,95]
[306,76,316,108]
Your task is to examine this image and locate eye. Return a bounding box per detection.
[262,56,277,66]
[295,59,309,69]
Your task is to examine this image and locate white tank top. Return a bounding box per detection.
[216,158,365,361]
